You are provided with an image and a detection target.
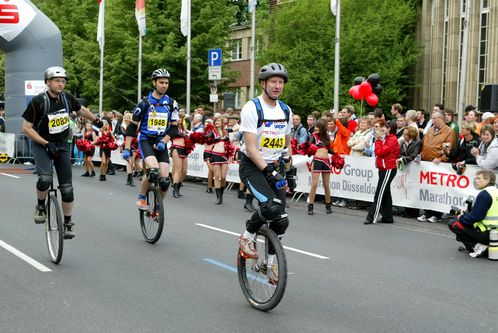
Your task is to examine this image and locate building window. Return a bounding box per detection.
[230,39,242,61]
[234,89,241,109]
[477,0,490,99]
[441,0,449,105]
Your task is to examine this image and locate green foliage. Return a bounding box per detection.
[258,0,419,118]
[31,0,237,112]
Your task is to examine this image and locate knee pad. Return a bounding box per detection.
[159,177,170,191]
[59,183,74,202]
[270,217,289,236]
[258,198,286,222]
[147,168,159,184]
[36,174,53,191]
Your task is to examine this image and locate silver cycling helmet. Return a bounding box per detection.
[152,68,171,80]
[44,66,67,82]
[258,63,288,83]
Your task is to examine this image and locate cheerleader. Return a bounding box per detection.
[97,119,116,181]
[81,122,97,177]
[308,118,334,215]
[203,119,215,193]
[208,114,230,204]
[120,112,136,187]
[170,121,188,198]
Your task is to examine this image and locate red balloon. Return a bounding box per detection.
[359,81,372,99]
[349,85,361,100]
[366,93,379,106]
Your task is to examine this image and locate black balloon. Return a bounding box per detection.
[353,76,364,86]
[367,73,380,87]
[373,83,383,96]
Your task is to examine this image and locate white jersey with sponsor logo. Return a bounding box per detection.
[239,96,292,162]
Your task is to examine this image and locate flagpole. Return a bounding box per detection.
[333,0,340,116]
[186,0,191,115]
[138,35,142,102]
[99,0,105,117]
[249,0,256,99]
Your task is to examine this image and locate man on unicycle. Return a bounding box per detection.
[22,66,103,239]
[238,63,293,285]
[123,68,179,208]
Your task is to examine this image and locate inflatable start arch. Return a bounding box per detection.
[0,0,62,144]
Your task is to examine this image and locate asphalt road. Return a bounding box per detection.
[1,165,497,333]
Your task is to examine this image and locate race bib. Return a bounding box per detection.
[260,124,285,158]
[147,112,168,133]
[48,112,69,134]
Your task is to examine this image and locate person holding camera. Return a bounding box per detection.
[448,170,498,257]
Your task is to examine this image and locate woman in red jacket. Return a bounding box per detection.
[364,119,400,225]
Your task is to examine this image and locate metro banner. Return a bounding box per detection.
[0,0,36,41]
[101,144,483,214]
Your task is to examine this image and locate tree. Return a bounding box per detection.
[32,0,238,112]
[258,0,419,117]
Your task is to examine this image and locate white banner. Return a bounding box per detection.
[0,0,36,42]
[0,132,16,156]
[104,145,484,213]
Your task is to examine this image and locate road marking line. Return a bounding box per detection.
[0,173,21,179]
[195,223,329,260]
[0,240,52,272]
[204,258,270,284]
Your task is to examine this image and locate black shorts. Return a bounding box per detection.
[171,146,188,159]
[311,157,331,173]
[85,148,95,157]
[100,148,111,159]
[210,152,229,165]
[138,138,170,163]
[32,142,72,186]
[203,151,212,162]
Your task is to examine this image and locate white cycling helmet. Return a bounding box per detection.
[44,66,67,82]
[152,68,171,80]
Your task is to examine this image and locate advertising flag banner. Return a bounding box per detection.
[135,0,146,36]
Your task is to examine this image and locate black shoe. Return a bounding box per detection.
[215,188,223,205]
[206,187,213,194]
[244,202,255,212]
[99,175,106,181]
[172,183,181,198]
[380,219,394,224]
[363,220,374,225]
[308,204,314,215]
[64,222,75,239]
[238,190,245,199]
[90,171,96,177]
[34,204,47,224]
[126,174,136,187]
[325,203,332,214]
[81,171,90,177]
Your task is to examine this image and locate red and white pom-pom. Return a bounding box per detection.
[225,141,235,159]
[76,139,92,153]
[108,142,118,151]
[331,153,345,169]
[184,137,195,155]
[297,142,318,157]
[291,138,299,155]
[189,131,205,145]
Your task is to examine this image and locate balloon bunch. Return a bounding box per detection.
[348,73,383,107]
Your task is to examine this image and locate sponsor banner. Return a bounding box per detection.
[24,80,45,96]
[0,0,36,42]
[104,145,485,213]
[0,132,16,156]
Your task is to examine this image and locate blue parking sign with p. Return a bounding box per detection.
[208,48,222,67]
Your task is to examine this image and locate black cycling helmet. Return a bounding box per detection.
[151,68,171,80]
[258,63,288,83]
[44,66,67,83]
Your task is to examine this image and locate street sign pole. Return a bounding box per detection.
[208,48,222,112]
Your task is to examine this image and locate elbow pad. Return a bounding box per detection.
[125,122,138,137]
[167,125,179,138]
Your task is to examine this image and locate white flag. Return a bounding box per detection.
[331,0,337,16]
[180,0,188,37]
[97,0,105,50]
[135,0,146,37]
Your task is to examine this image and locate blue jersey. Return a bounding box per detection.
[132,91,179,139]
